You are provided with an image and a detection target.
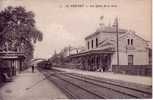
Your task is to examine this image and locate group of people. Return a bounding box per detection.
[96,66,106,72]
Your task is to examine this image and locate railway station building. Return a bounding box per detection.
[69,20,151,76]
[0,41,25,81]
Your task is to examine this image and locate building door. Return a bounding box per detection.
[128,55,133,65]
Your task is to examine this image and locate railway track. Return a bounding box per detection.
[40,69,152,99]
[42,70,103,99]
[63,72,152,98]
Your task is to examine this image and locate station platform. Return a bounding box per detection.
[0,68,67,100]
[53,67,152,86]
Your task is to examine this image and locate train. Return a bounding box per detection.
[37,60,52,70]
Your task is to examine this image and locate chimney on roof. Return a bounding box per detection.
[99,15,105,28]
[97,16,110,32]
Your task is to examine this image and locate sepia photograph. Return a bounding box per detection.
[0,0,152,99]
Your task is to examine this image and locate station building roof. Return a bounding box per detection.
[85,26,127,40]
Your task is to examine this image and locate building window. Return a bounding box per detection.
[131,39,133,45]
[128,39,130,45]
[96,38,98,48]
[91,40,93,48]
[128,55,133,65]
[128,39,134,45]
[88,41,90,49]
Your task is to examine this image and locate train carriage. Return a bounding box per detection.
[37,60,52,70]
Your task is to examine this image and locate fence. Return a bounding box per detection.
[112,65,152,76]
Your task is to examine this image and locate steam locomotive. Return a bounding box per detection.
[37,60,52,70]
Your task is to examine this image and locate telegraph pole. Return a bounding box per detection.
[116,17,119,66]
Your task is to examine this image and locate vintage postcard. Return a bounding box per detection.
[0,0,152,99]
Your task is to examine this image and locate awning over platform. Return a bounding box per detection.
[0,51,25,60]
[69,49,114,58]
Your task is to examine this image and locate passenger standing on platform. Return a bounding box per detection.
[32,65,34,73]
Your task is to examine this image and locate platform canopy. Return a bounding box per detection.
[69,49,114,58]
[0,51,25,60]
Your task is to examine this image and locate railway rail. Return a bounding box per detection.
[40,69,152,99]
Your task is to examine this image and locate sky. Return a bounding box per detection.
[0,0,151,59]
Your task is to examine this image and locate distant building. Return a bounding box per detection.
[60,46,86,58]
[69,19,151,74]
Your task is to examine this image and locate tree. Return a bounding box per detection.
[0,6,43,66]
